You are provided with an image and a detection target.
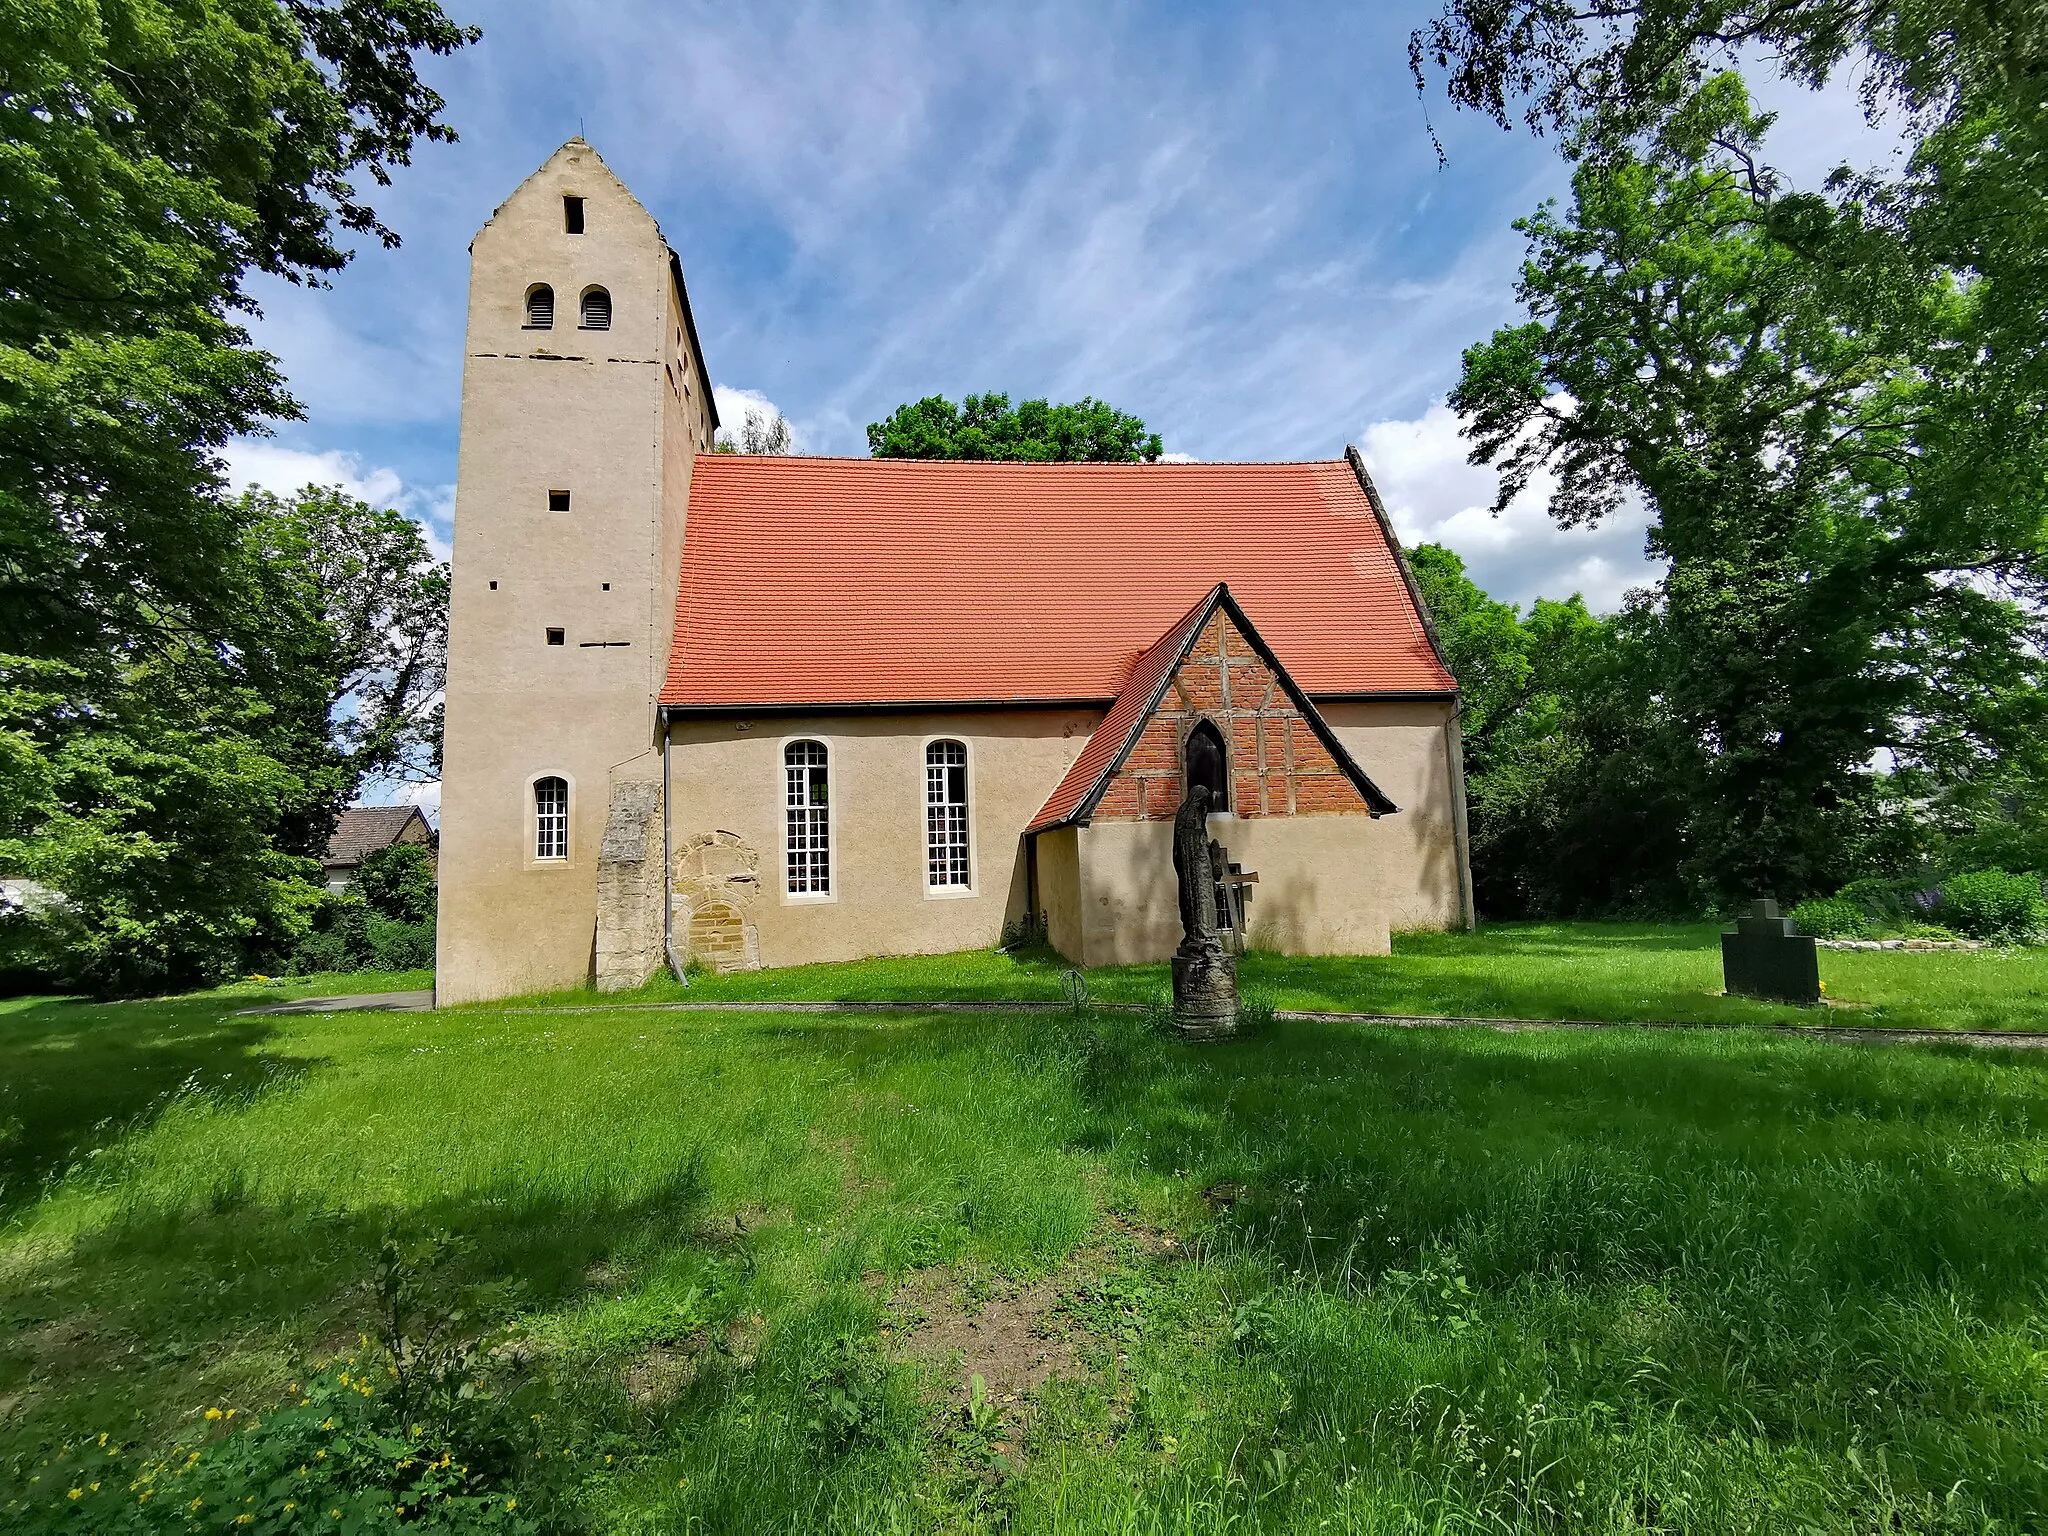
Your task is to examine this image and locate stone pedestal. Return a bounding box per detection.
[1172,946,1239,1041]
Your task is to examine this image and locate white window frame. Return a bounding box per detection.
[781,738,835,902]
[921,736,976,897]
[528,773,572,866]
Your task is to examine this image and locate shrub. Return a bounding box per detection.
[1939,869,2048,942]
[356,842,438,925]
[1789,895,1870,939]
[1836,875,1942,923]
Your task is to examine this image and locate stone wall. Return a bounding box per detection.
[594,778,665,991]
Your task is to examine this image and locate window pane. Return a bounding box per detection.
[785,742,830,893]
[534,777,568,859]
[925,741,969,887]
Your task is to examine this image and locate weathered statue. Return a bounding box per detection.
[1172,783,1220,951]
[1169,783,1239,1039]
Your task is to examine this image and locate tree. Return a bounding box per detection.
[1448,78,2046,903]
[1410,543,1692,915]
[713,407,794,455]
[0,0,477,670]
[233,485,448,857]
[867,393,1164,462]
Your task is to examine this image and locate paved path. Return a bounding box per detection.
[238,990,434,1015]
[234,992,2048,1050]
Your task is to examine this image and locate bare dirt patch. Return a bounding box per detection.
[885,1269,1082,1408]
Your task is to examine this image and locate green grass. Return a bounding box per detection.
[521,921,2048,1034]
[5,951,2048,1531]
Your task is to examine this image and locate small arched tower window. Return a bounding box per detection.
[580,286,612,330]
[925,740,970,889]
[785,741,830,895]
[1185,720,1228,812]
[525,284,554,329]
[534,776,568,859]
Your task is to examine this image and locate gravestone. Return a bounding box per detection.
[1171,785,1239,1040]
[1721,898,1820,1005]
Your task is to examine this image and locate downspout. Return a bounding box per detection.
[661,710,688,984]
[1444,705,1476,931]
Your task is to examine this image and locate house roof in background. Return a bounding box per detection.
[660,456,1457,710]
[1026,583,1398,834]
[324,805,432,867]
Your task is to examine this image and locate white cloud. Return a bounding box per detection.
[221,442,454,562]
[1360,401,1662,613]
[711,386,802,450]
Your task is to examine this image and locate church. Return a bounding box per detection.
[434,141,1473,1006]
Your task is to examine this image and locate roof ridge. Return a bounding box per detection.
[697,454,1354,468]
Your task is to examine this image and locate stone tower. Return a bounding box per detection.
[435,141,716,1004]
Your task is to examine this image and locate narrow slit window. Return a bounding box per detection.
[548,489,570,511]
[580,286,611,330]
[926,740,970,889]
[534,776,568,860]
[785,740,830,895]
[563,195,585,234]
[525,284,554,328]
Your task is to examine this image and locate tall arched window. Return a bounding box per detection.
[925,740,970,889]
[785,741,830,895]
[525,284,554,329]
[580,286,612,330]
[1185,720,1228,811]
[534,776,568,859]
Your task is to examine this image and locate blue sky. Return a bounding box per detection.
[225,0,1895,628]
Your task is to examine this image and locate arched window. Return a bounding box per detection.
[534,776,568,859]
[580,286,612,330]
[1185,720,1228,812]
[525,284,554,329]
[925,740,970,889]
[785,741,830,895]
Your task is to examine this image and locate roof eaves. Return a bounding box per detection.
[667,250,717,431]
[1028,585,1228,836]
[1345,444,1455,687]
[661,696,1113,719]
[1212,585,1399,817]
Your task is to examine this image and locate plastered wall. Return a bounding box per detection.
[436,141,714,1005]
[1038,696,1462,966]
[663,710,1101,968]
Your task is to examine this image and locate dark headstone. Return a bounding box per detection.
[1721,898,1820,1005]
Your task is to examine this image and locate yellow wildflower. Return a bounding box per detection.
[68,1489,82,1500]
[506,1499,517,1512]
[204,1408,223,1421]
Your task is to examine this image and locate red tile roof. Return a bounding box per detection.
[660,454,1455,709]
[1026,584,1397,834]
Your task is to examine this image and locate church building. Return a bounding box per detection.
[435,141,1472,1005]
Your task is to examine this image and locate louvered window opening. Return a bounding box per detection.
[526,285,554,328]
[534,777,568,860]
[581,287,611,330]
[785,741,830,894]
[926,741,970,888]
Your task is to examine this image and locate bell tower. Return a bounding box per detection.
[435,140,717,1004]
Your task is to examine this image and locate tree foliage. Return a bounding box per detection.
[867,393,1164,462]
[1444,76,2045,904]
[713,407,794,454]
[0,0,476,669]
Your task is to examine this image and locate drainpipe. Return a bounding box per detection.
[1444,703,1476,931]
[661,710,688,984]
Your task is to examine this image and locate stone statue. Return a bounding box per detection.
[1172,784,1220,951]
[1169,783,1239,1039]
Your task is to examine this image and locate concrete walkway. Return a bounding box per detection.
[238,990,434,1015]
[234,992,2048,1050]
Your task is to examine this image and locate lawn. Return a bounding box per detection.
[560,921,2048,1035]
[4,955,2048,1531]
